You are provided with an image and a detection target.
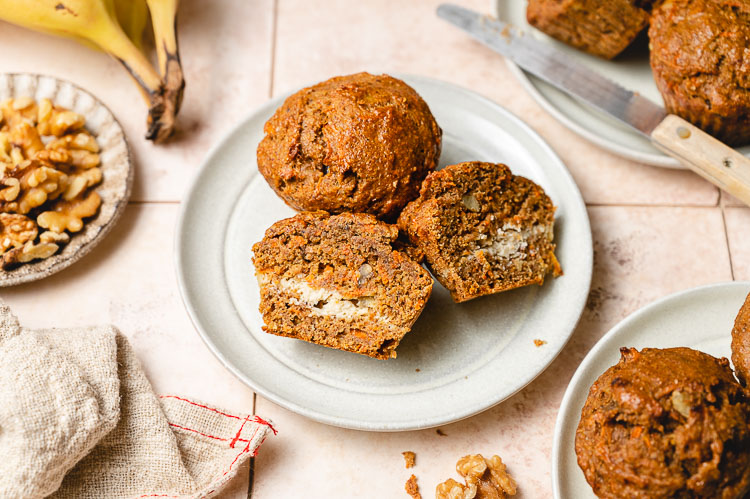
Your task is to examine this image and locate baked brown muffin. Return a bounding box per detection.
[649,0,750,146]
[256,73,442,220]
[397,162,560,303]
[527,0,653,59]
[731,291,750,387]
[251,211,433,359]
[576,347,750,499]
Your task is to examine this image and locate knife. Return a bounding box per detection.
[437,3,750,206]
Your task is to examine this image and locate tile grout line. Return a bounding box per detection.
[585,202,725,209]
[268,0,279,99]
[719,191,736,280]
[249,2,279,497]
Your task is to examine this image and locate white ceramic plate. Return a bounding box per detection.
[495,1,750,168]
[175,74,592,431]
[553,281,750,498]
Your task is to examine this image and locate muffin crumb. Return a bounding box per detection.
[402,451,416,469]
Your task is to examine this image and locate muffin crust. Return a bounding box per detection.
[649,0,750,145]
[257,73,442,220]
[576,347,750,499]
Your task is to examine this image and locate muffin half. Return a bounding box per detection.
[252,211,433,359]
[398,162,560,303]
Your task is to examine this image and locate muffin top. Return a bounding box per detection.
[649,0,750,121]
[732,292,750,387]
[576,347,750,499]
[256,73,442,220]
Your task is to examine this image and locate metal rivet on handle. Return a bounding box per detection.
[677,127,691,139]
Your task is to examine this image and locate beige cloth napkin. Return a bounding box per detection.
[0,300,274,499]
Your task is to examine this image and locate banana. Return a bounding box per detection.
[0,0,178,143]
[145,0,184,138]
[115,0,149,51]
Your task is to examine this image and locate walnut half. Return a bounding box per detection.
[436,454,517,499]
[2,240,58,269]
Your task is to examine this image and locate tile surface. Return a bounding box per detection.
[0,0,746,498]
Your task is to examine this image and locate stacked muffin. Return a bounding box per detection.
[252,73,561,359]
[527,0,750,146]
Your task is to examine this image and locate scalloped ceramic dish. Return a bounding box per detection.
[0,73,133,287]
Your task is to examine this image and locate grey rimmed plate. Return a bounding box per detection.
[0,73,133,286]
[175,74,593,431]
[495,1,750,168]
[553,281,750,498]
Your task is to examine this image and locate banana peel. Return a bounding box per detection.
[0,0,185,143]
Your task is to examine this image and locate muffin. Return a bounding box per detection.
[576,347,750,499]
[731,291,750,387]
[527,0,653,59]
[397,162,560,303]
[649,0,750,146]
[256,73,442,220]
[251,211,433,359]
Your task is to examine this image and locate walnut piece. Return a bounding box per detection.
[0,97,102,269]
[2,240,58,269]
[38,191,101,233]
[0,213,37,252]
[405,474,421,499]
[436,454,517,499]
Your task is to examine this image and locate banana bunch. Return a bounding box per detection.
[0,0,185,143]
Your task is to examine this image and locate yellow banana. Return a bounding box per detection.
[0,0,177,142]
[115,0,149,51]
[146,0,184,116]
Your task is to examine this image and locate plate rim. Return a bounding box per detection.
[175,73,594,431]
[0,72,134,286]
[551,280,750,498]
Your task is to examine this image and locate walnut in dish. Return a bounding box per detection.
[0,97,102,269]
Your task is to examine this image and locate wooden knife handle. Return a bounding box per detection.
[651,115,750,206]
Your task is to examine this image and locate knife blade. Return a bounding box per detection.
[437,3,750,207]
[437,3,666,136]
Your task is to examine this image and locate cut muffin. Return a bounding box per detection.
[527,0,652,59]
[576,347,750,499]
[397,162,560,303]
[649,0,750,146]
[251,211,433,359]
[256,72,442,220]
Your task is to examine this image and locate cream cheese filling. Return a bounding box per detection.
[258,273,382,321]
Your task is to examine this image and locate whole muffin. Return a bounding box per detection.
[257,73,442,220]
[649,0,750,146]
[576,347,750,499]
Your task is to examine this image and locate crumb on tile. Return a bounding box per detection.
[402,451,416,468]
[436,429,447,437]
[534,339,547,347]
[405,474,421,499]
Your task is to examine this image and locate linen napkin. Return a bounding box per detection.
[0,300,274,499]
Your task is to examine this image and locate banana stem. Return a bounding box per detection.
[96,24,177,142]
[147,0,184,117]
